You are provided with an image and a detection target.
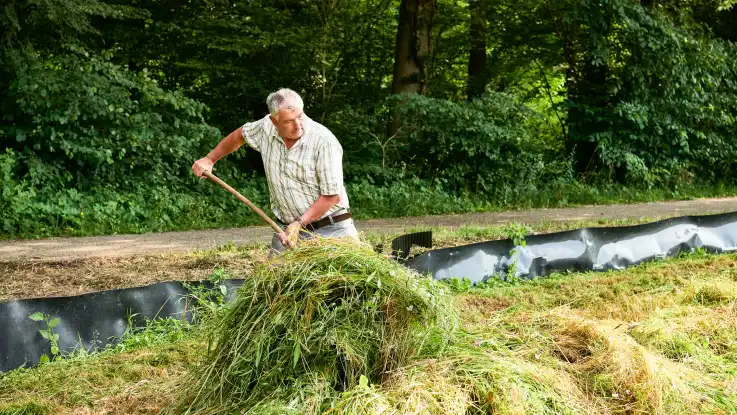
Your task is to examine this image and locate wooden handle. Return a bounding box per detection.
[204,171,283,234]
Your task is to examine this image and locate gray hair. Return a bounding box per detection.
[266,88,304,119]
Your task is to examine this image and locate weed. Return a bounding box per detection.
[27,313,61,364]
[116,316,190,351]
[182,266,230,324]
[444,277,474,293]
[0,401,50,415]
[503,223,531,247]
[504,222,530,279]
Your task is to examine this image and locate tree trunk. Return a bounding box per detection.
[467,0,488,100]
[389,0,436,135]
[566,59,609,177]
[390,0,436,95]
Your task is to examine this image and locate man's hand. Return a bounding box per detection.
[277,222,301,249]
[284,221,302,248]
[277,231,292,248]
[192,157,215,178]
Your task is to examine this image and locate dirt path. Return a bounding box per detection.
[2,197,737,262]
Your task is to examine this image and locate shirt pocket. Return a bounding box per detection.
[288,155,317,188]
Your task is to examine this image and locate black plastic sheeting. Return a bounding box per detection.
[0,279,244,373]
[391,231,433,259]
[403,211,737,284]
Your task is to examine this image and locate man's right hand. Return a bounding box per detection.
[192,157,215,178]
[277,231,293,249]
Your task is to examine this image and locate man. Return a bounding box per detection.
[192,88,358,253]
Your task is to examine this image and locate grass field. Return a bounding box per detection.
[1,226,736,414]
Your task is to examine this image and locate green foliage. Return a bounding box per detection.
[504,223,530,248]
[0,46,242,237]
[0,159,273,238]
[4,46,219,187]
[331,93,572,199]
[115,316,190,351]
[2,0,737,238]
[562,0,737,181]
[98,0,398,131]
[394,93,554,194]
[182,267,230,324]
[444,277,474,293]
[504,222,529,278]
[0,0,145,60]
[0,401,50,415]
[28,313,61,363]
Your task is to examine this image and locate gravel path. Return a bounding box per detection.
[2,197,737,262]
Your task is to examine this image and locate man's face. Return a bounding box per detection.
[271,108,305,140]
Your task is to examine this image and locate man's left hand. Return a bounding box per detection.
[284,221,302,248]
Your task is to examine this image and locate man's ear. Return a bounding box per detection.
[269,115,278,126]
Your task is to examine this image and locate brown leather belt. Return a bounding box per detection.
[304,211,352,232]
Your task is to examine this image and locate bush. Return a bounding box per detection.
[330,93,571,198]
[394,93,568,195]
[566,1,737,181]
[2,46,221,189]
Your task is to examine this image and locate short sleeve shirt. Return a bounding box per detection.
[241,115,350,223]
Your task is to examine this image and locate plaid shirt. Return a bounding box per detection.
[241,114,349,223]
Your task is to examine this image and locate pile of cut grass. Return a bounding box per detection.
[174,239,458,414]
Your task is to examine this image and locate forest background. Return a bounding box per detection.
[2,0,737,238]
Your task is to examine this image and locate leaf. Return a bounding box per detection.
[40,330,50,340]
[359,374,369,388]
[254,345,262,368]
[292,341,301,369]
[29,312,44,321]
[51,345,60,356]
[39,354,50,364]
[48,317,61,328]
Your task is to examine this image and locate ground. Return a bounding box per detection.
[2,197,737,262]
[2,197,737,301]
[3,246,736,414]
[3,199,737,414]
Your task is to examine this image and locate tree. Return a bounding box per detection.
[467,0,488,100]
[391,0,437,95]
[0,0,143,60]
[548,0,737,180]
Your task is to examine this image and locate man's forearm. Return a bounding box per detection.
[298,195,341,225]
[207,128,245,162]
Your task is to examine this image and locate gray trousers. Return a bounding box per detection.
[269,218,359,256]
